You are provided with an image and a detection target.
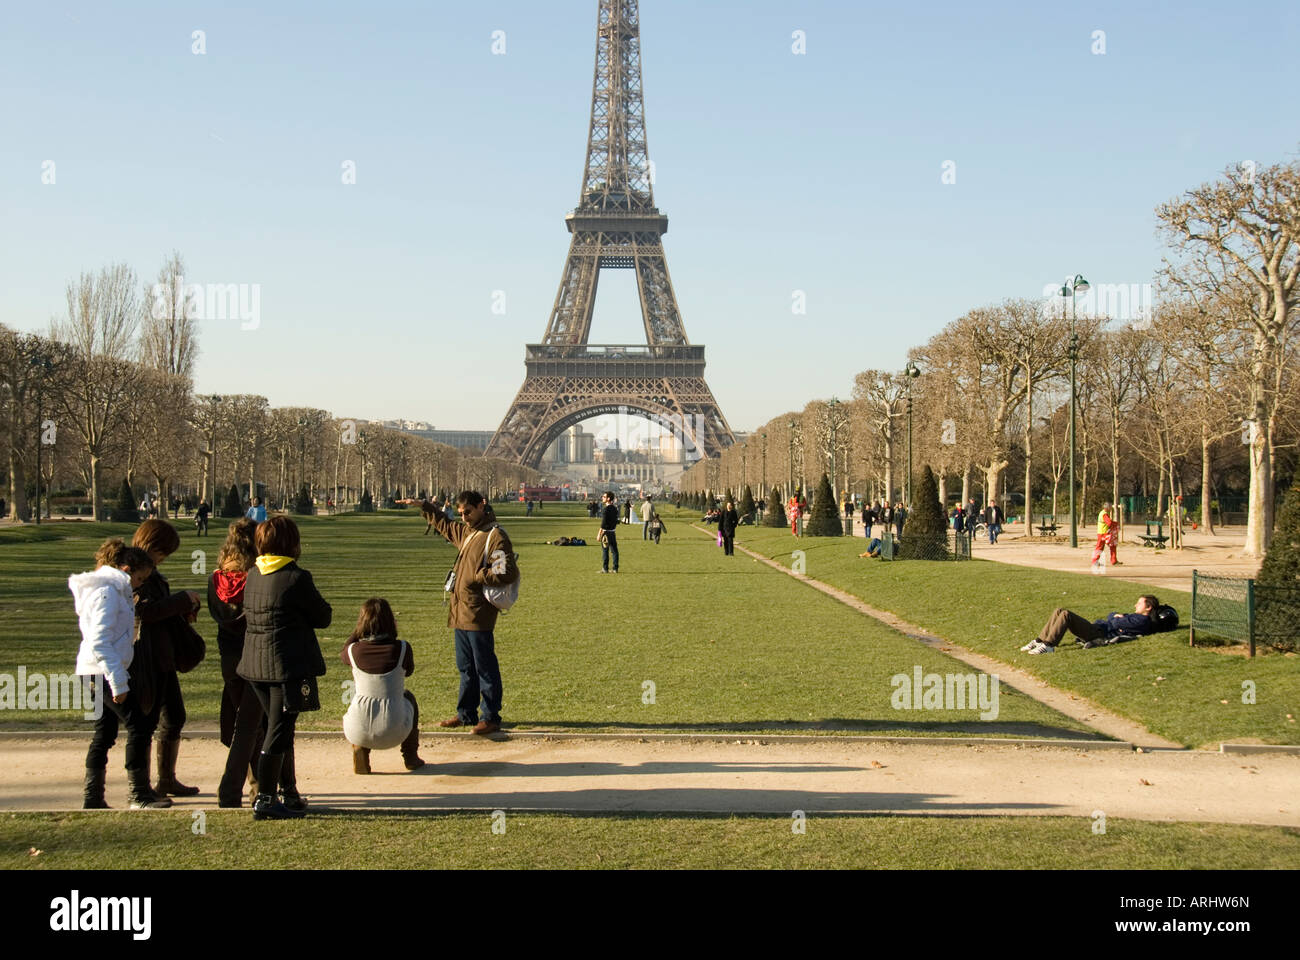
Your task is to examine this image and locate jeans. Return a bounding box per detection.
[643,520,650,540]
[454,629,502,724]
[85,683,158,777]
[989,523,1001,544]
[601,529,619,571]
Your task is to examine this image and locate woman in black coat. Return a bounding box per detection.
[237,516,330,820]
[719,500,740,556]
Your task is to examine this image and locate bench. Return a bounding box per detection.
[1036,515,1059,536]
[1140,521,1168,549]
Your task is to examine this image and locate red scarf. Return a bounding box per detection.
[213,570,246,604]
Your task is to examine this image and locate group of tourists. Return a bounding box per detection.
[70,489,520,820]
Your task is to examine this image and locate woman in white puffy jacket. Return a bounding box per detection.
[69,539,166,809]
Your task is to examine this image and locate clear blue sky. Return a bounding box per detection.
[2,0,1297,432]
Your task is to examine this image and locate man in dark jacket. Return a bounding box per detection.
[718,500,740,556]
[985,500,1004,544]
[425,490,520,736]
[1023,595,1159,653]
[598,491,621,573]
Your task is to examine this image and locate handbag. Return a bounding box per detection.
[171,621,207,673]
[716,530,724,547]
[283,676,321,713]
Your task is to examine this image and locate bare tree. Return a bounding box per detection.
[1158,158,1300,555]
[139,251,199,379]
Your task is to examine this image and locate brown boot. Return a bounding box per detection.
[155,739,200,797]
[352,745,371,775]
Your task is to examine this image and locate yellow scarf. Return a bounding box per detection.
[255,555,294,575]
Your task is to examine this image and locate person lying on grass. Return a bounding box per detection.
[1021,595,1159,654]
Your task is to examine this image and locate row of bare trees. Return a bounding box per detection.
[684,156,1300,556]
[2,254,539,521]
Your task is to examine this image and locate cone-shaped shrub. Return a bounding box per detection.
[739,485,755,520]
[1259,483,1300,584]
[113,479,139,523]
[898,466,948,559]
[221,484,242,518]
[293,484,314,515]
[763,485,787,527]
[804,473,843,536]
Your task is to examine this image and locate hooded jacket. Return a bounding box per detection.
[69,567,137,697]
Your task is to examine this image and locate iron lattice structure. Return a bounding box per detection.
[485,0,734,468]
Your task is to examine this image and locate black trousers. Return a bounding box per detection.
[86,684,158,776]
[155,669,186,741]
[248,681,298,755]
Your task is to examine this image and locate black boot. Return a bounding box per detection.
[83,766,109,809]
[127,767,172,809]
[400,692,425,770]
[279,747,307,812]
[155,738,200,797]
[251,752,302,820]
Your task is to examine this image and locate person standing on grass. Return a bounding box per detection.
[238,516,331,819]
[647,509,666,544]
[342,598,425,774]
[246,497,267,524]
[788,493,801,537]
[195,500,210,536]
[598,491,621,573]
[71,539,166,809]
[641,496,654,539]
[423,490,520,735]
[130,519,203,799]
[719,500,740,555]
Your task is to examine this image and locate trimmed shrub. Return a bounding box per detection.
[293,485,314,515]
[358,490,374,513]
[221,484,243,519]
[898,466,949,560]
[739,485,755,520]
[112,479,139,523]
[763,486,787,527]
[804,474,843,536]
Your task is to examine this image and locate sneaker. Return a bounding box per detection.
[1027,643,1055,654]
[1019,640,1039,651]
[252,794,305,820]
[128,792,173,810]
[598,569,608,574]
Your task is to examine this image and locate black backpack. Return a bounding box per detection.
[1152,604,1179,632]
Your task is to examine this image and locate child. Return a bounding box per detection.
[71,539,171,809]
[648,510,666,544]
[342,598,425,773]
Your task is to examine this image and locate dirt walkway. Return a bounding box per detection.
[3,735,1295,826]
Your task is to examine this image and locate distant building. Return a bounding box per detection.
[397,426,495,454]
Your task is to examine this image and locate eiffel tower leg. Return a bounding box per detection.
[633,247,687,345]
[542,238,600,346]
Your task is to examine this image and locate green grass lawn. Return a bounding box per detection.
[4,810,1297,869]
[0,507,1091,739]
[734,525,1300,748]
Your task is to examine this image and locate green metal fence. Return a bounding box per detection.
[1190,570,1300,657]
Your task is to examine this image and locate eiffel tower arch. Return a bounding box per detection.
[485,0,735,469]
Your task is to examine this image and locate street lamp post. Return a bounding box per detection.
[204,395,223,507]
[787,422,794,498]
[1059,274,1089,549]
[827,397,840,501]
[761,432,767,499]
[29,354,53,524]
[903,361,920,507]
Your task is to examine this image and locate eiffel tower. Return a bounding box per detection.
[484,0,735,468]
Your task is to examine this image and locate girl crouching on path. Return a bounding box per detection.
[71,539,170,809]
[342,598,425,773]
[238,516,330,820]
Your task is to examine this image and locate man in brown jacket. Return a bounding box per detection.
[424,490,520,735]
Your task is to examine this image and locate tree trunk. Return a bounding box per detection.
[90,453,104,521]
[8,448,30,521]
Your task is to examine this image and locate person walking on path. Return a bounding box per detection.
[238,516,331,820]
[71,539,167,809]
[719,500,740,556]
[1022,595,1159,653]
[894,502,907,540]
[598,491,621,572]
[985,500,1004,544]
[787,493,801,537]
[861,502,874,539]
[342,598,425,774]
[131,519,203,799]
[641,497,654,539]
[1091,502,1120,569]
[622,498,632,524]
[423,490,520,735]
